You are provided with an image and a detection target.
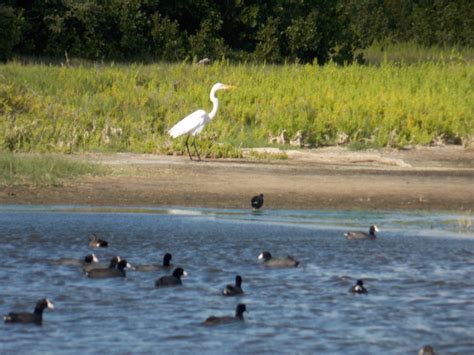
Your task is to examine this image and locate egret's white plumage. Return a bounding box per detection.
[168,83,235,160]
[168,109,208,138]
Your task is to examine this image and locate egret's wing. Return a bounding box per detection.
[168,109,209,138]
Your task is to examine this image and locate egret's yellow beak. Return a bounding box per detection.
[223,85,237,90]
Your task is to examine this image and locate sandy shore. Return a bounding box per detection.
[1,146,473,211]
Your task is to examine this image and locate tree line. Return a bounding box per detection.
[1,0,473,64]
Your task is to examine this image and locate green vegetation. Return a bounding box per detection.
[1,1,472,64]
[0,61,472,157]
[363,42,474,65]
[247,150,289,160]
[0,154,105,186]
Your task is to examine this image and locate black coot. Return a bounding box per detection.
[258,251,299,267]
[87,259,131,279]
[223,275,244,296]
[350,279,368,294]
[155,267,187,287]
[56,254,99,267]
[344,225,379,240]
[4,299,54,325]
[418,345,436,355]
[135,253,173,272]
[251,194,264,210]
[84,256,120,273]
[204,304,247,325]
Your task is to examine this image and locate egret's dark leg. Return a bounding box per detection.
[192,137,201,161]
[185,136,193,160]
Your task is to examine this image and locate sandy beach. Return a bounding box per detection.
[1,146,473,211]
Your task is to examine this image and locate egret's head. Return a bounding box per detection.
[212,83,236,92]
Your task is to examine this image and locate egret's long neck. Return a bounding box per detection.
[208,89,219,120]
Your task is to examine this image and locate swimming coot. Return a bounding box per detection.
[350,279,368,294]
[251,194,264,210]
[88,234,109,248]
[258,251,299,267]
[344,225,379,240]
[135,253,173,272]
[223,275,244,296]
[418,345,436,355]
[87,259,132,279]
[84,255,120,273]
[204,304,247,325]
[155,267,187,287]
[56,254,99,267]
[4,299,54,325]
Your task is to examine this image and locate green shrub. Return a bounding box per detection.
[0,60,472,157]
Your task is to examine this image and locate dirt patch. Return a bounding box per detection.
[1,146,473,211]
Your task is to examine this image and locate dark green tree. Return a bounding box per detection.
[0,4,23,62]
[6,0,473,63]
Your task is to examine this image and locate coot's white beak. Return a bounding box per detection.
[258,253,264,260]
[46,299,55,309]
[92,254,99,263]
[374,225,380,232]
[182,271,188,277]
[126,263,135,270]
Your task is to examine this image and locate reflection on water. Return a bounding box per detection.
[0,205,473,354]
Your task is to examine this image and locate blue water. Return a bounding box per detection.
[0,206,473,354]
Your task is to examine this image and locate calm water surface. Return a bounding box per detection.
[0,206,473,354]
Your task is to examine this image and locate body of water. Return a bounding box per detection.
[0,206,473,354]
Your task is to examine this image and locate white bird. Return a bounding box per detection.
[168,82,236,161]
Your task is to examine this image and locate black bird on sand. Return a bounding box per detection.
[251,194,264,210]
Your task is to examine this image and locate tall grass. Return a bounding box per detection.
[362,42,474,65]
[0,60,472,157]
[0,154,105,186]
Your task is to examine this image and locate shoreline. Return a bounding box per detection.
[1,146,473,212]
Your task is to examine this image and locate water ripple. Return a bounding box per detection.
[0,206,472,354]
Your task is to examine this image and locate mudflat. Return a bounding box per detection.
[1,146,473,211]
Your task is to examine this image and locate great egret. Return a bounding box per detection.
[168,82,236,161]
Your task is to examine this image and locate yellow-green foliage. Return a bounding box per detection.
[363,42,474,65]
[0,61,472,156]
[247,150,288,160]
